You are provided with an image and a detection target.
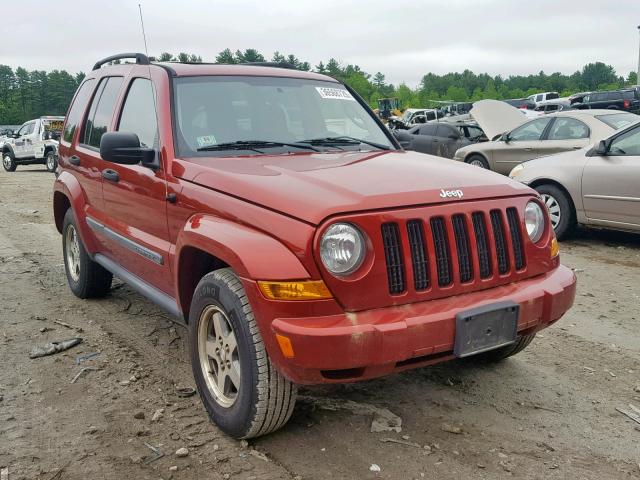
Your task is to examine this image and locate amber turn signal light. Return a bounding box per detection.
[550,237,559,258]
[258,280,333,300]
[275,334,295,358]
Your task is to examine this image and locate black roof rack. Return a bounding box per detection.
[93,53,150,71]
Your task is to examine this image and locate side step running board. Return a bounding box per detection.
[93,253,184,323]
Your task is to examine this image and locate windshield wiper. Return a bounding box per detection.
[197,140,319,152]
[298,136,391,151]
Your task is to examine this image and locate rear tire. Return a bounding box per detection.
[534,184,575,240]
[62,208,113,298]
[2,152,17,172]
[45,151,57,173]
[189,268,297,439]
[466,154,489,169]
[471,334,535,362]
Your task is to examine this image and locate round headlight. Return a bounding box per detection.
[320,223,365,276]
[524,201,545,243]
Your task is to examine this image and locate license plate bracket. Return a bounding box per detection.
[453,301,519,358]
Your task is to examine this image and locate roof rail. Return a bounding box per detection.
[93,53,150,71]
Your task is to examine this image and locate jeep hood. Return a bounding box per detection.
[471,99,528,139]
[176,150,532,225]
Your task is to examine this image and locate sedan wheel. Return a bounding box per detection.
[541,193,561,229]
[534,184,575,240]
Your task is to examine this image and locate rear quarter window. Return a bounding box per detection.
[62,79,96,144]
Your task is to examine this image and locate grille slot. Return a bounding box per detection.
[381,222,405,294]
[407,220,429,290]
[452,215,473,283]
[430,217,452,286]
[490,210,510,274]
[506,207,526,270]
[472,212,492,278]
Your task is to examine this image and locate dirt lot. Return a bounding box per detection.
[1,166,639,480]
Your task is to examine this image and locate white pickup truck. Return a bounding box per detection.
[2,116,64,172]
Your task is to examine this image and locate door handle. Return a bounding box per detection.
[102,169,119,182]
[69,155,80,166]
[572,146,582,149]
[523,147,533,151]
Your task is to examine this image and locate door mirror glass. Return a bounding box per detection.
[100,132,155,166]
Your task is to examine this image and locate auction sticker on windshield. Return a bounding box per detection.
[196,135,217,148]
[315,87,355,101]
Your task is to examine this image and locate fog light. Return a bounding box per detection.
[276,334,295,358]
[258,280,332,300]
[550,237,559,258]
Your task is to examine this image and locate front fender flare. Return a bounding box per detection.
[175,214,311,282]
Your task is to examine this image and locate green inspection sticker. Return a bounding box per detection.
[196,135,217,148]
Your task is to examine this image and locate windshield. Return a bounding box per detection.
[173,76,394,157]
[596,113,639,130]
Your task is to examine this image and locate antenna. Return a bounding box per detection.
[138,4,151,60]
[138,3,169,200]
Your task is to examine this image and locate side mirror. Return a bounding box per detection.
[502,132,510,143]
[12,133,20,138]
[594,139,610,156]
[448,134,460,140]
[100,132,156,167]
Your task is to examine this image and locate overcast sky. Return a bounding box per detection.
[4,0,639,86]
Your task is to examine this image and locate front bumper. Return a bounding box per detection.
[269,265,576,384]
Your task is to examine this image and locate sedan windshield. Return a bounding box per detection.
[173,76,394,157]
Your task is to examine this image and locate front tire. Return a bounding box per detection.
[534,184,575,240]
[466,154,489,169]
[45,151,57,173]
[62,209,113,298]
[2,152,17,172]
[189,268,297,439]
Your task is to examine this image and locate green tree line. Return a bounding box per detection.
[1,49,638,125]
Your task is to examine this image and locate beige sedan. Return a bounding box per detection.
[453,100,638,175]
[509,120,640,239]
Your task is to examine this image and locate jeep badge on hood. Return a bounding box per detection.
[440,189,464,199]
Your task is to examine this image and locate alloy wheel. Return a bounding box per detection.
[198,305,241,408]
[46,153,56,171]
[65,224,81,282]
[3,155,12,170]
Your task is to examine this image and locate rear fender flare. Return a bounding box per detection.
[53,171,99,253]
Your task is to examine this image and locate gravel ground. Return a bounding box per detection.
[0,165,639,480]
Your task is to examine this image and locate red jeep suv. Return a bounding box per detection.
[53,53,576,439]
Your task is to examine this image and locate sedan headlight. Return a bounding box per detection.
[320,223,366,276]
[509,164,525,178]
[524,201,545,243]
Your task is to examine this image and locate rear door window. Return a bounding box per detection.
[82,76,124,149]
[606,92,622,101]
[62,79,96,144]
[547,118,590,140]
[117,78,158,148]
